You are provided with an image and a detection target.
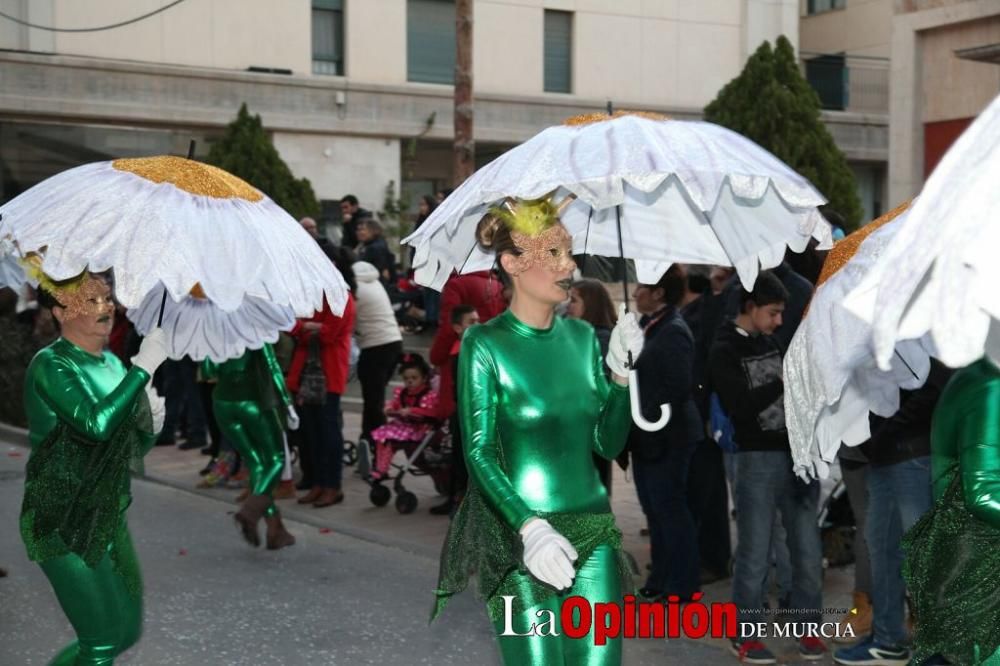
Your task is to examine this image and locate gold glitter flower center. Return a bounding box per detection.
[815,200,912,289]
[112,156,262,202]
[562,110,670,126]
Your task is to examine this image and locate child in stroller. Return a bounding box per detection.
[367,353,450,513]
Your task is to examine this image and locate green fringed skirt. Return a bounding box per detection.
[903,467,1000,665]
[432,486,634,623]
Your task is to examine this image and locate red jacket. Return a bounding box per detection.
[287,294,356,396]
[435,340,462,420]
[429,271,506,367]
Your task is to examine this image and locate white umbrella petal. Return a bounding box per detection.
[785,206,935,479]
[404,115,831,290]
[128,286,296,363]
[0,159,348,317]
[845,93,1000,370]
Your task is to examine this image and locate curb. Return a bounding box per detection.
[0,419,439,561]
[139,470,441,562]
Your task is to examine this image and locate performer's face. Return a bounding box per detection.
[53,275,115,343]
[503,224,575,307]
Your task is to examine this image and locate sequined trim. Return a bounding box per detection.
[815,200,911,289]
[509,224,575,275]
[562,110,670,126]
[112,156,262,202]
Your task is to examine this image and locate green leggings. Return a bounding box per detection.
[39,530,142,666]
[214,399,284,515]
[493,544,622,665]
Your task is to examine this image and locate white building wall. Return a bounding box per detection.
[272,132,401,214]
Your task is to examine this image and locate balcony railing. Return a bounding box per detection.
[800,52,889,115]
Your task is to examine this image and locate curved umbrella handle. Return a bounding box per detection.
[628,368,671,432]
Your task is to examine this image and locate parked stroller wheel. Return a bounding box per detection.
[370,483,391,507]
[343,441,358,466]
[395,491,418,514]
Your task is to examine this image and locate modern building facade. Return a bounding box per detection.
[889,0,1000,204]
[1,0,906,230]
[2,0,803,222]
[800,0,892,221]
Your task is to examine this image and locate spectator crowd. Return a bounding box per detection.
[0,191,939,666]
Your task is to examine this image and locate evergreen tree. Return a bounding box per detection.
[206,104,320,220]
[704,36,864,230]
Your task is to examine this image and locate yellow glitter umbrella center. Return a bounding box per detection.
[112,156,263,202]
[815,200,912,289]
[562,110,670,127]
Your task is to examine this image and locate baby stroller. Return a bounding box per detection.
[367,421,453,514]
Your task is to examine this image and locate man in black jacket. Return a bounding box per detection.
[627,266,703,601]
[709,271,826,664]
[834,360,953,666]
[339,194,373,249]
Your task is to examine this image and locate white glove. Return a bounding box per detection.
[131,328,169,377]
[606,304,645,377]
[519,517,578,590]
[146,385,166,434]
[286,405,300,431]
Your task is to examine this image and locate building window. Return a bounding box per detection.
[805,53,847,110]
[312,0,344,76]
[407,0,456,84]
[544,10,572,93]
[807,0,846,15]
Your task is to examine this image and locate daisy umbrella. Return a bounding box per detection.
[843,93,1000,372]
[405,111,833,431]
[784,202,934,479]
[0,155,347,362]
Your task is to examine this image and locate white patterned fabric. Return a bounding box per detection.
[405,116,832,291]
[844,93,1000,371]
[127,285,296,363]
[0,160,348,317]
[784,210,933,479]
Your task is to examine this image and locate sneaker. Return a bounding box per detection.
[730,640,776,664]
[834,635,909,665]
[799,636,828,661]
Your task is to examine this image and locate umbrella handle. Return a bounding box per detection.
[628,368,671,432]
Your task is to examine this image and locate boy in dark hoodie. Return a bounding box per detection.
[709,271,825,664]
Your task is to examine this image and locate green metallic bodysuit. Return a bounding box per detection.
[903,359,1000,665]
[20,338,155,665]
[435,310,632,665]
[203,344,291,517]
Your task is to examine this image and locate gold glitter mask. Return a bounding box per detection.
[509,224,575,275]
[55,275,115,322]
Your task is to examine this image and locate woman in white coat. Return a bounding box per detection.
[353,261,405,452]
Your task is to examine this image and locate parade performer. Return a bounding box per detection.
[432,196,644,665]
[19,268,168,665]
[202,343,299,550]
[903,358,1000,666]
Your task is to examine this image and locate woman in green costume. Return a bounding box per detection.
[20,269,169,665]
[903,358,1000,666]
[433,196,645,665]
[202,344,299,550]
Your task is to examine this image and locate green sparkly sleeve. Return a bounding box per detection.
[262,343,293,407]
[957,379,1000,528]
[31,352,149,443]
[459,330,535,531]
[589,331,631,460]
